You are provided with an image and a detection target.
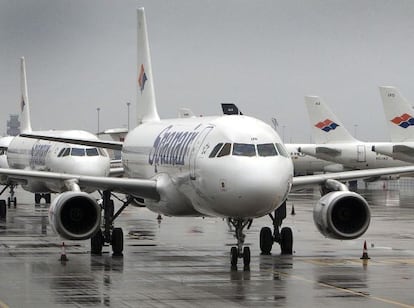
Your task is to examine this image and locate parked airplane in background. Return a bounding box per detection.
[5,8,414,270]
[298,96,409,174]
[0,57,112,211]
[372,86,414,163]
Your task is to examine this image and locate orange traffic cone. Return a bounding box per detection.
[360,240,370,260]
[60,242,68,262]
[291,204,296,216]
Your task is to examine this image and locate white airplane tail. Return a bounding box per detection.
[20,57,32,133]
[305,96,357,144]
[379,86,414,142]
[136,8,160,125]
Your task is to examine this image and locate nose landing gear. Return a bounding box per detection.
[228,218,252,271]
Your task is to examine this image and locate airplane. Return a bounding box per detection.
[5,8,414,270]
[0,57,113,212]
[220,103,347,175]
[372,86,414,163]
[298,96,410,175]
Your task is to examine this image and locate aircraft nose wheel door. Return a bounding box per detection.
[189,126,214,180]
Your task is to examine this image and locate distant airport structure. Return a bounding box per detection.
[7,114,20,136]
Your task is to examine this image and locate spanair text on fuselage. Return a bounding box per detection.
[7,130,110,193]
[122,115,293,218]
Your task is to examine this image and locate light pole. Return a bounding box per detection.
[126,102,131,131]
[354,124,358,138]
[97,107,100,134]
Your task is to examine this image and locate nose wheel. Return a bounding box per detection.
[228,218,252,271]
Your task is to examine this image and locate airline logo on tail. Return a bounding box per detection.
[315,119,339,132]
[391,113,414,128]
[138,64,147,93]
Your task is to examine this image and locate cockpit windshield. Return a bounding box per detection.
[233,143,256,157]
[58,147,104,157]
[257,143,278,157]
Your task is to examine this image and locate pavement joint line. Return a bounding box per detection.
[272,269,414,308]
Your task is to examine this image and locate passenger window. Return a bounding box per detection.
[86,148,99,156]
[71,148,85,156]
[217,143,231,157]
[209,143,224,158]
[275,143,289,158]
[62,148,70,157]
[233,143,256,157]
[57,148,66,157]
[257,143,278,157]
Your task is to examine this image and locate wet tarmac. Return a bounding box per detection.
[0,186,413,307]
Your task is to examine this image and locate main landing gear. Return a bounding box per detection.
[228,218,253,271]
[35,193,51,205]
[90,190,133,257]
[260,201,293,255]
[0,184,17,218]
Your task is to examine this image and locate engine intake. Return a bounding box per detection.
[313,191,370,240]
[49,191,101,240]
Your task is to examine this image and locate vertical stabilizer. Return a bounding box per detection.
[20,57,32,133]
[136,8,160,124]
[305,96,357,144]
[379,86,414,142]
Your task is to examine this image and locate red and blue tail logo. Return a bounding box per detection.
[21,96,26,112]
[391,113,414,128]
[315,119,339,132]
[138,64,147,93]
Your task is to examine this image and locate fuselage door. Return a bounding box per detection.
[189,125,214,180]
[357,144,366,162]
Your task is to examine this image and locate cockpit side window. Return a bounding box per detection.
[217,143,231,157]
[71,148,85,156]
[233,143,256,157]
[86,148,99,156]
[98,148,107,157]
[57,148,66,157]
[257,143,278,157]
[275,143,289,158]
[209,143,224,158]
[62,148,70,157]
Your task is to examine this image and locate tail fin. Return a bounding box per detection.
[305,96,357,144]
[136,8,160,125]
[20,57,32,133]
[379,86,414,142]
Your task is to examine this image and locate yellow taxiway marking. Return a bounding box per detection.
[273,269,414,308]
[0,301,9,308]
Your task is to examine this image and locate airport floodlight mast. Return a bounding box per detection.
[127,102,131,131]
[97,107,101,134]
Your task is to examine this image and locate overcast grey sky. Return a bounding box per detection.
[1,0,414,142]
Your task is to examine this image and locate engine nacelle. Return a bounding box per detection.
[313,191,370,240]
[49,191,101,240]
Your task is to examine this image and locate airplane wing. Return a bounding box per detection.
[19,133,123,151]
[392,145,414,155]
[315,146,341,156]
[292,165,414,188]
[0,168,159,201]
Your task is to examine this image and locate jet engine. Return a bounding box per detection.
[49,191,101,240]
[313,191,370,240]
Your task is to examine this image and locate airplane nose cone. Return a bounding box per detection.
[196,157,293,218]
[66,157,110,177]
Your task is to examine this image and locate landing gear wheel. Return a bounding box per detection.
[111,227,124,257]
[13,197,16,208]
[7,197,17,208]
[280,227,293,255]
[7,197,10,208]
[0,200,6,219]
[260,227,273,255]
[243,246,250,271]
[230,247,238,270]
[45,193,51,204]
[35,193,41,205]
[91,230,104,255]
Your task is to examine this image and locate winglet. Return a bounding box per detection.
[379,86,414,142]
[20,57,32,133]
[137,8,160,125]
[305,96,357,144]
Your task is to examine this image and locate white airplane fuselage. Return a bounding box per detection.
[0,136,13,169]
[7,130,110,193]
[122,115,293,218]
[299,142,410,170]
